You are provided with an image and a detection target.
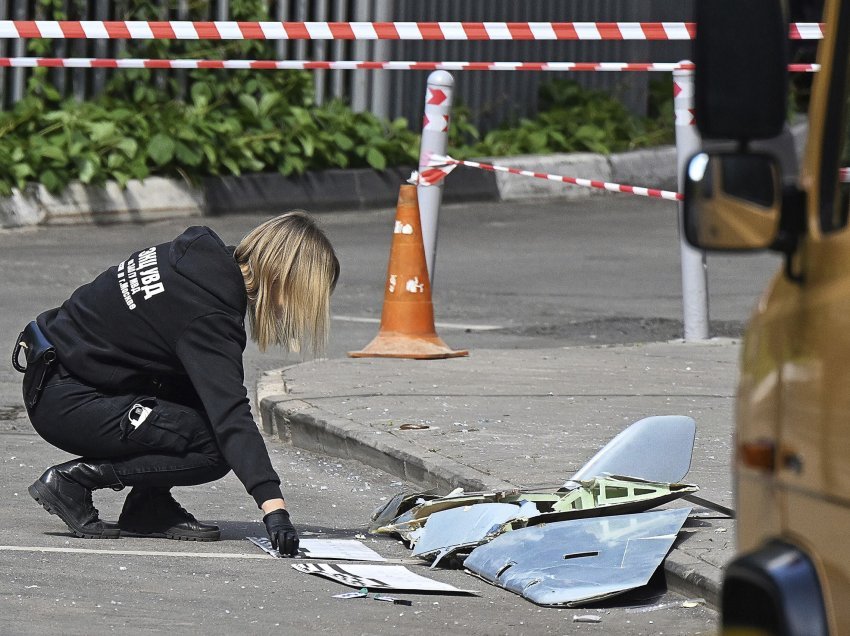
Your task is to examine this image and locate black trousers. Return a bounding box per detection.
[24,363,230,489]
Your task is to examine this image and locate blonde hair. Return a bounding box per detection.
[234,211,339,355]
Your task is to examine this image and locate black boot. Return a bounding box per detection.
[118,487,220,542]
[28,459,123,539]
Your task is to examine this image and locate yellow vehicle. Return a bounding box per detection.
[683,0,850,633]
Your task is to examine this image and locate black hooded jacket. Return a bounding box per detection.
[37,226,283,507]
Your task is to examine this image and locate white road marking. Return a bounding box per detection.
[333,315,503,331]
[0,545,270,559]
[0,544,419,564]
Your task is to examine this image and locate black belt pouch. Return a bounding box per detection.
[13,321,57,409]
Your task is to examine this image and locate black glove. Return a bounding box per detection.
[263,509,300,557]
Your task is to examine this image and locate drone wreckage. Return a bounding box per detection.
[253,415,715,607]
[368,415,708,607]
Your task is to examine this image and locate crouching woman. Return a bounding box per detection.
[13,212,339,556]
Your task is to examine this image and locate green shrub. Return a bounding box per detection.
[0,0,675,195]
[0,70,420,196]
[0,72,672,197]
[454,78,674,158]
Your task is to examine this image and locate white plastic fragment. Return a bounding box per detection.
[573,614,602,623]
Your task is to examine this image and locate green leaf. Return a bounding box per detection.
[365,147,386,171]
[574,124,605,142]
[175,141,203,167]
[528,131,547,149]
[201,144,217,164]
[238,94,259,118]
[299,135,315,158]
[39,169,61,192]
[42,111,70,123]
[222,158,241,175]
[133,85,148,104]
[107,152,125,169]
[147,133,175,166]
[280,155,305,176]
[129,161,149,180]
[77,158,96,183]
[258,93,280,117]
[87,122,117,143]
[332,133,354,151]
[68,141,86,158]
[109,108,134,121]
[290,107,312,126]
[41,83,61,102]
[190,82,212,108]
[116,138,138,158]
[243,157,265,172]
[11,164,34,180]
[113,171,131,188]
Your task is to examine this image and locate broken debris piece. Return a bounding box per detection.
[292,563,478,594]
[464,508,691,607]
[625,597,706,613]
[563,415,696,490]
[333,587,414,606]
[373,414,698,541]
[573,614,602,623]
[412,501,539,567]
[373,476,697,543]
[247,537,386,561]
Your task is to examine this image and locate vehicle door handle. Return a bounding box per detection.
[780,448,804,474]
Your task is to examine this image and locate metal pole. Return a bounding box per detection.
[350,0,370,112]
[175,0,189,99]
[92,0,110,95]
[216,0,229,21]
[417,70,454,284]
[313,0,328,105]
[274,0,287,60]
[331,0,347,99]
[370,0,391,119]
[0,0,7,108]
[11,0,26,103]
[673,65,710,341]
[294,0,308,61]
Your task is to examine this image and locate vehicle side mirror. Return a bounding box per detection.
[683,152,782,251]
[694,0,788,140]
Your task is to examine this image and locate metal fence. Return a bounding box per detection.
[0,0,694,132]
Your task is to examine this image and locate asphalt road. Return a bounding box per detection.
[1,193,780,409]
[0,194,780,633]
[2,426,717,635]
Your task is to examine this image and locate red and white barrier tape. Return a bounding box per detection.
[0,57,690,71]
[416,158,850,197]
[0,57,822,73]
[416,154,683,201]
[0,21,825,41]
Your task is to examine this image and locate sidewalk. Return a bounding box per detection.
[258,338,741,608]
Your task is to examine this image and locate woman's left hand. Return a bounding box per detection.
[263,508,300,557]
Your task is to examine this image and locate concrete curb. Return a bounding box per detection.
[258,370,724,609]
[204,164,499,216]
[258,398,517,495]
[255,368,513,494]
[0,145,678,229]
[0,177,205,228]
[0,119,810,229]
[664,553,722,608]
[486,147,679,201]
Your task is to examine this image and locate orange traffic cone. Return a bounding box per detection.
[349,185,468,360]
